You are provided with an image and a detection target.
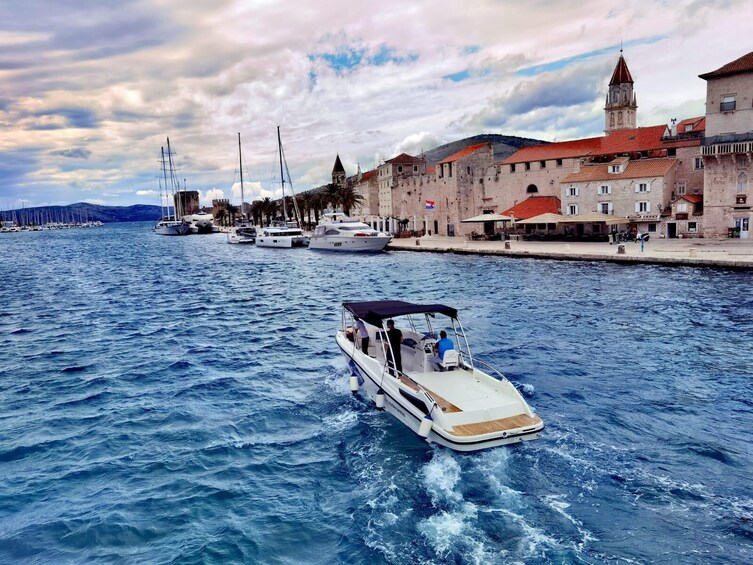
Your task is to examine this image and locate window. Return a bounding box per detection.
[676,181,686,195]
[688,222,697,233]
[413,165,418,173]
[397,165,403,173]
[694,157,704,170]
[635,201,649,213]
[599,185,611,195]
[448,163,453,178]
[525,162,531,171]
[467,166,471,175]
[635,182,650,193]
[510,164,516,173]
[567,186,579,197]
[556,159,563,167]
[540,160,546,169]
[567,204,578,215]
[599,202,611,214]
[738,173,748,193]
[648,223,657,232]
[526,184,538,194]
[721,95,736,112]
[677,202,688,213]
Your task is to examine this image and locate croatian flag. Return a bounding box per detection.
[425,200,435,210]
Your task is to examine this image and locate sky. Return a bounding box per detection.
[0,0,751,209]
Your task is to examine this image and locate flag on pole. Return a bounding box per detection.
[425,200,435,209]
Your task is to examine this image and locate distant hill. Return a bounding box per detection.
[2,202,161,224]
[422,134,546,164]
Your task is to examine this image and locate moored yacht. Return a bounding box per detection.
[256,224,308,247]
[185,212,219,234]
[336,300,543,451]
[227,224,257,244]
[309,213,391,252]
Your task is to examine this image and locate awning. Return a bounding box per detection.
[559,212,630,225]
[461,213,514,223]
[343,300,458,327]
[515,213,566,225]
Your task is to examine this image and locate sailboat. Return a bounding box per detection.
[154,138,191,236]
[256,127,309,248]
[227,132,257,244]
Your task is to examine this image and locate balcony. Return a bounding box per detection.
[675,213,689,220]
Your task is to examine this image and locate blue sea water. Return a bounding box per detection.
[1,222,752,564]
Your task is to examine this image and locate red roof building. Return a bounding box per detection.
[501,196,561,219]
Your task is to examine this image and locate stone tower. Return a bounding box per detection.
[605,51,637,133]
[332,154,346,189]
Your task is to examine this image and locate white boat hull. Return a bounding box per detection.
[309,235,391,252]
[336,331,542,452]
[256,235,309,248]
[154,221,191,236]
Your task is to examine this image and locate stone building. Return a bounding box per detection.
[605,51,638,133]
[175,190,200,216]
[700,51,753,238]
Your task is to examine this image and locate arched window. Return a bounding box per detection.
[738,172,748,193]
[526,184,538,194]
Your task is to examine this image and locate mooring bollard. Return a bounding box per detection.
[617,244,626,254]
[505,241,511,250]
[416,239,420,246]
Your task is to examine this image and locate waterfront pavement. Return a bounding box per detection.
[387,235,753,270]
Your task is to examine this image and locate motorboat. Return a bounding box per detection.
[309,213,392,252]
[227,224,257,244]
[256,224,309,248]
[336,300,543,451]
[154,218,191,236]
[185,212,219,234]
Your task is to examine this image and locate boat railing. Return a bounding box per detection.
[470,357,509,383]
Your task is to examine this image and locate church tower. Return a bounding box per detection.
[605,51,637,134]
[332,154,346,189]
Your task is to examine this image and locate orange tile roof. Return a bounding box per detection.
[385,153,422,164]
[440,143,490,163]
[501,137,601,164]
[681,194,703,204]
[597,125,668,155]
[562,158,676,183]
[501,196,561,219]
[677,116,705,134]
[359,169,377,181]
[699,51,753,80]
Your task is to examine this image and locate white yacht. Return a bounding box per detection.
[336,300,543,451]
[227,224,257,244]
[309,213,392,252]
[154,219,190,236]
[186,212,219,234]
[256,224,309,248]
[154,139,191,236]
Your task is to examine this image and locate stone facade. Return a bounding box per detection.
[700,51,753,238]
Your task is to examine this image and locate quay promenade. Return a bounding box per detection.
[387,235,753,270]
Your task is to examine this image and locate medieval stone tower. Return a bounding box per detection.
[332,154,346,189]
[605,51,637,133]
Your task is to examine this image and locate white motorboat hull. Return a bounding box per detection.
[308,235,391,252]
[154,221,191,236]
[336,332,543,452]
[227,228,256,244]
[256,235,309,248]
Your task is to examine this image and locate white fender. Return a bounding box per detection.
[375,390,385,409]
[349,376,359,393]
[418,415,433,439]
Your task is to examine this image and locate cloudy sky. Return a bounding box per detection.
[0,0,750,209]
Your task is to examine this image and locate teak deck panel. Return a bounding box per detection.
[449,414,542,437]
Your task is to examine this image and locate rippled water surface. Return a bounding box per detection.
[1,223,752,564]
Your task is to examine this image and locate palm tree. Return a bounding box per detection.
[227,204,239,225]
[338,185,365,216]
[250,201,263,226]
[215,208,228,227]
[262,197,273,225]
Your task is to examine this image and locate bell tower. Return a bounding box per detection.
[332,154,346,189]
[605,51,637,134]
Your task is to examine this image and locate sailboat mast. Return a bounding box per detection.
[278,126,287,222]
[167,137,182,218]
[161,146,170,219]
[238,132,245,221]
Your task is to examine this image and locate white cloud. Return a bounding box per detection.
[0,0,749,207]
[136,189,158,197]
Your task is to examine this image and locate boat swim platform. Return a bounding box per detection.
[387,236,753,271]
